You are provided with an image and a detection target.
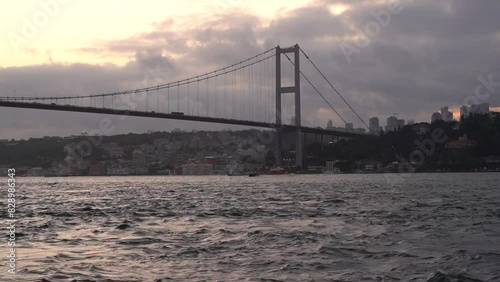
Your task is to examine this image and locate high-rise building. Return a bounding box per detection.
[478,103,490,114]
[326,119,334,130]
[397,119,405,128]
[470,103,490,115]
[460,105,469,119]
[369,117,380,134]
[385,116,398,132]
[441,106,453,122]
[447,111,454,121]
[431,112,442,123]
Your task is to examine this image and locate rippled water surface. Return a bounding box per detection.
[1,173,500,281]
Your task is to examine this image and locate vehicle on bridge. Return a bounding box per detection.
[171,112,184,115]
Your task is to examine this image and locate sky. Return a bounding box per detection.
[1,0,499,139]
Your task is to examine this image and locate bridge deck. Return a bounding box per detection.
[0,101,367,138]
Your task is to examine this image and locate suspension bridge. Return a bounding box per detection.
[0,44,371,168]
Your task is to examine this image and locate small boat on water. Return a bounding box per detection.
[248,172,260,177]
[269,167,287,175]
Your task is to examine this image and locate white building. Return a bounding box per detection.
[307,166,326,172]
[325,161,341,173]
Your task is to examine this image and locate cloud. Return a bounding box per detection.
[1,0,500,139]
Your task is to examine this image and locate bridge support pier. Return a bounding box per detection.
[276,44,302,169]
[275,46,282,166]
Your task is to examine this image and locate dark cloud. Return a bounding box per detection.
[1,0,500,139]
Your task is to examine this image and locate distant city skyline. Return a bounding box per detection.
[325,102,496,133]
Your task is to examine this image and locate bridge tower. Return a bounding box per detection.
[275,44,302,169]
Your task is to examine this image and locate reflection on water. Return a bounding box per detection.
[1,173,500,281]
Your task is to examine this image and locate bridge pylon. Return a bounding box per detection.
[275,44,302,169]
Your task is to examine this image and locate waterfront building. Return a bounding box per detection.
[181,163,213,175]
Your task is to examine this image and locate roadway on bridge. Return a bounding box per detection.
[0,100,366,138]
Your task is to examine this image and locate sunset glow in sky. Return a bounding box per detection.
[1,0,499,138]
[1,0,312,67]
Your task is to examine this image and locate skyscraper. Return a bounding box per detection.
[397,119,405,128]
[385,116,398,132]
[441,106,453,122]
[369,117,379,134]
[470,103,490,115]
[326,119,334,130]
[460,105,469,119]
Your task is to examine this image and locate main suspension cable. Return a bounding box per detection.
[282,53,349,127]
[299,47,372,133]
